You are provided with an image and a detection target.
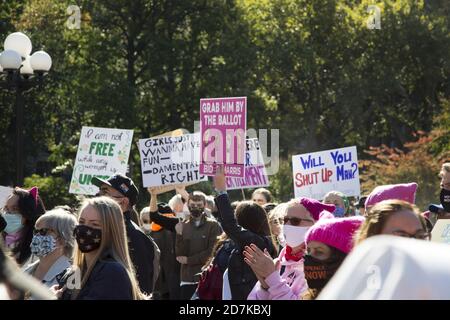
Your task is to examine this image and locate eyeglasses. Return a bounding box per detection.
[391,230,431,240]
[283,216,314,226]
[33,228,50,236]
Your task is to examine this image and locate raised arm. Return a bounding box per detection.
[147,187,179,232]
[213,165,266,250]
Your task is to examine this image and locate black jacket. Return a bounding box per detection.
[124,211,156,295]
[60,257,133,300]
[150,227,180,300]
[215,193,276,300]
[149,209,182,299]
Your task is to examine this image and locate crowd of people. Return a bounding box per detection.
[0,162,449,300]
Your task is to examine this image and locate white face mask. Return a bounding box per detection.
[142,224,151,231]
[283,224,310,248]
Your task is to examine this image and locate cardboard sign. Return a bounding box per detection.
[431,219,450,244]
[0,186,13,207]
[69,126,134,195]
[226,138,269,190]
[292,146,360,200]
[139,132,207,187]
[200,97,247,177]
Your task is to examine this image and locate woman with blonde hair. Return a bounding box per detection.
[267,203,288,251]
[354,199,429,245]
[56,197,144,300]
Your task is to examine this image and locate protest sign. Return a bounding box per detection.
[226,138,269,190]
[292,146,360,200]
[0,186,12,207]
[69,126,134,195]
[431,219,450,244]
[139,132,207,188]
[200,97,247,177]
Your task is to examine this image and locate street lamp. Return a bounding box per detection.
[0,32,52,186]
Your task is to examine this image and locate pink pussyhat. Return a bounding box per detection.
[299,197,335,221]
[319,210,335,220]
[365,182,418,210]
[28,186,39,208]
[305,216,365,254]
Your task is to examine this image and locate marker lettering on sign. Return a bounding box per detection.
[330,150,352,165]
[89,142,115,156]
[295,172,320,187]
[300,155,324,170]
[336,162,358,181]
[321,168,333,182]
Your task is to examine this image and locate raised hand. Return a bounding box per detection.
[213,164,227,192]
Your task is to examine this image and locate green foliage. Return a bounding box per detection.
[0,0,449,207]
[23,174,79,210]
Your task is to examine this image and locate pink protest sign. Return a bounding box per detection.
[200,97,247,177]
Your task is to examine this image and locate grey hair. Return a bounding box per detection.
[140,206,150,219]
[168,194,183,211]
[36,208,78,258]
[205,196,216,211]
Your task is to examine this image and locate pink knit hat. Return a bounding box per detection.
[299,197,335,221]
[365,183,418,210]
[319,210,335,220]
[305,216,365,254]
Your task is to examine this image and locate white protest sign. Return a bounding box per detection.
[226,138,269,190]
[0,186,13,207]
[292,146,360,200]
[139,132,207,187]
[69,126,134,195]
[431,219,450,244]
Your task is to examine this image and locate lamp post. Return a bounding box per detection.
[0,32,52,186]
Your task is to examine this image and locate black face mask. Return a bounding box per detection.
[440,188,450,213]
[303,250,346,292]
[74,225,102,253]
[189,207,204,218]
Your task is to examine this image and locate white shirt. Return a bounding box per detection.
[222,269,231,300]
[24,255,71,295]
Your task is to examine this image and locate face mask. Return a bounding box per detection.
[74,225,102,253]
[283,224,310,248]
[440,188,450,212]
[3,213,23,234]
[30,234,57,257]
[333,206,345,217]
[142,224,151,232]
[189,207,204,218]
[303,252,346,292]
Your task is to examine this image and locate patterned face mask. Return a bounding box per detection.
[74,225,102,253]
[30,234,57,257]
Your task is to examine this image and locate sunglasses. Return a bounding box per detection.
[283,216,314,226]
[33,228,50,236]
